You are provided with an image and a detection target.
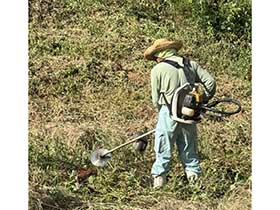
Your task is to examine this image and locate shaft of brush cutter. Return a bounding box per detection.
[101,129,156,157]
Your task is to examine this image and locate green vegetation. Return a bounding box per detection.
[29,0,251,209]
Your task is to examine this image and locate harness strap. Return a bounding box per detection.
[159,56,194,115]
[160,59,183,69]
[160,92,172,113]
[160,56,193,85]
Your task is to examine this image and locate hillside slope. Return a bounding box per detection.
[29,1,251,209]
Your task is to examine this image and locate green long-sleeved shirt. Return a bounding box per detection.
[151,55,216,110]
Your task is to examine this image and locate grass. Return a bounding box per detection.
[29,0,251,209]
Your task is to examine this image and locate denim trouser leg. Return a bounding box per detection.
[151,105,201,177]
[176,123,201,175]
[151,106,177,177]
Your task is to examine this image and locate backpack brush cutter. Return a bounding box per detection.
[90,88,241,167]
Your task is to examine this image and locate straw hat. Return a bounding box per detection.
[144,38,183,60]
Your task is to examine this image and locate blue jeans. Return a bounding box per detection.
[151,105,201,177]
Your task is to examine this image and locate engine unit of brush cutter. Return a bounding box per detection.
[181,88,202,119]
[161,83,203,124]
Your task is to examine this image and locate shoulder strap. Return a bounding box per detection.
[182,57,191,70]
[160,59,183,69]
[160,56,194,86]
[160,56,191,72]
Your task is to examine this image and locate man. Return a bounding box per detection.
[144,38,216,188]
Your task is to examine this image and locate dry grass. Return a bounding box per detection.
[29,0,251,209]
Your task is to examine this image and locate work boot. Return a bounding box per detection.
[153,175,166,188]
[186,171,199,182]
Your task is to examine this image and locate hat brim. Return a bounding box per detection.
[144,40,183,60]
